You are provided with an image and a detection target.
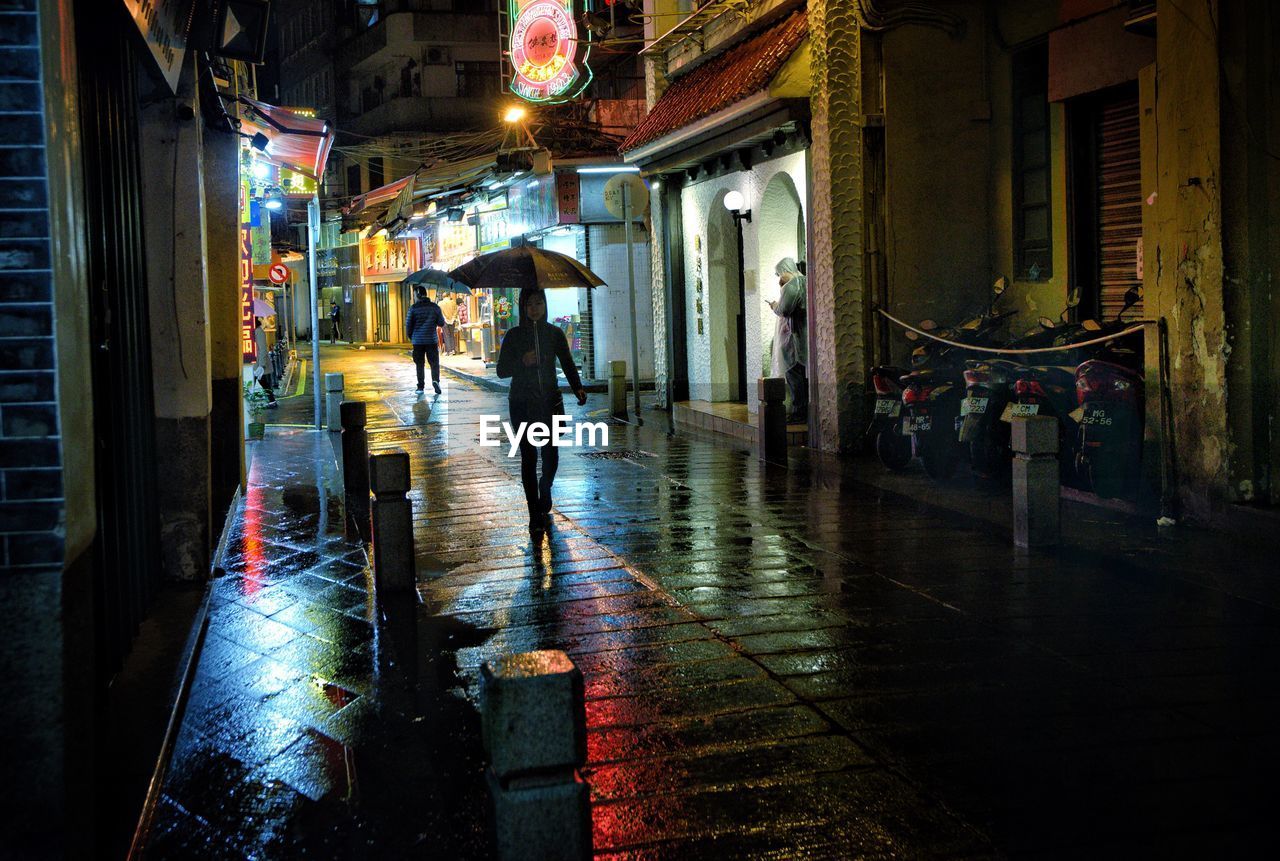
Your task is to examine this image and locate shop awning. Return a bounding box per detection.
[341,152,505,233]
[620,10,809,159]
[238,96,334,180]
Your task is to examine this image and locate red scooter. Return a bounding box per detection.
[870,364,911,471]
[1073,288,1145,499]
[899,295,1012,481]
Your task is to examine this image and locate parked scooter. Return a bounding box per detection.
[1073,288,1145,498]
[897,280,1012,481]
[1001,290,1139,488]
[869,362,911,470]
[959,289,1089,481]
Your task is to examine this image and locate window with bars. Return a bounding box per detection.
[455,61,502,98]
[1012,44,1052,280]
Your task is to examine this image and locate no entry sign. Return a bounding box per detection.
[268,263,289,284]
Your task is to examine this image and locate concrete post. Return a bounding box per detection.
[480,650,591,860]
[325,373,345,432]
[608,360,628,419]
[137,52,213,580]
[1011,415,1060,547]
[369,450,415,595]
[758,377,788,464]
[340,400,370,540]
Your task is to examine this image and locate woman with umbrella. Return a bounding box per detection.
[451,246,602,532]
[496,287,587,531]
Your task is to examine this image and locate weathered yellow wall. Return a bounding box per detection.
[1220,0,1280,507]
[881,1,992,360]
[1146,0,1230,518]
[881,0,1071,360]
[987,2,1070,335]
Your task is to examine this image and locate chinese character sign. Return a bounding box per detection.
[359,234,423,284]
[505,0,592,104]
[241,180,256,363]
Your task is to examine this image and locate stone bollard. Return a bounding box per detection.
[1011,415,1059,547]
[325,373,345,432]
[480,650,591,861]
[340,400,370,540]
[758,376,787,464]
[369,449,415,595]
[608,359,627,420]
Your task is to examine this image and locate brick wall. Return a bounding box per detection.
[0,0,63,572]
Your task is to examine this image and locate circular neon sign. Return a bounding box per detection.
[509,1,589,103]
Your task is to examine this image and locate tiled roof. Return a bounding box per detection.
[620,11,808,154]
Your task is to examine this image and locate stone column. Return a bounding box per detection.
[204,113,245,521]
[138,54,213,579]
[807,0,870,453]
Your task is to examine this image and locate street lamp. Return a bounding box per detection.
[723,190,752,402]
[263,187,285,211]
[502,104,539,148]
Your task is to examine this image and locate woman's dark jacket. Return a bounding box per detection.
[496,321,583,422]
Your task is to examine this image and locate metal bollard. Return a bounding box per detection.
[758,376,787,464]
[480,650,592,860]
[340,400,370,540]
[369,449,415,595]
[325,372,345,432]
[1011,415,1060,547]
[608,359,627,420]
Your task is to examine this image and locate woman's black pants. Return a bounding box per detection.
[518,437,558,514]
[511,398,563,513]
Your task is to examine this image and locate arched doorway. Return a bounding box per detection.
[757,173,805,381]
[706,192,741,402]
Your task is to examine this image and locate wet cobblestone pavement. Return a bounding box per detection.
[139,346,1278,858]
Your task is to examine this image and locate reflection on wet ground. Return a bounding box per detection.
[140,346,1278,858]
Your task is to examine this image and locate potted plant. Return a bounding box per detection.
[244,381,270,440]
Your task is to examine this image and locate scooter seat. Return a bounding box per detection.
[872,365,908,380]
[900,367,963,386]
[1022,365,1076,385]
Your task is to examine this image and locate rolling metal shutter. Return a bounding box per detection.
[1097,93,1144,321]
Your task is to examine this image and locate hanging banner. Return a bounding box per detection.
[359,234,423,284]
[556,171,580,224]
[121,0,195,94]
[504,0,593,104]
[251,223,272,265]
[240,180,256,363]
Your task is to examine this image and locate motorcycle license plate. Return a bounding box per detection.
[1000,402,1040,422]
[904,415,932,434]
[1079,406,1113,427]
[874,399,901,417]
[961,397,988,416]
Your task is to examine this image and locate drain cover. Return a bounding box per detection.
[577,449,658,460]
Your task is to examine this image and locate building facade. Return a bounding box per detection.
[632,0,1280,521]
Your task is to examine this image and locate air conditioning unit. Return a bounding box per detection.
[423,46,451,65]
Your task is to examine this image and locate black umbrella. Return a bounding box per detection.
[403,266,471,294]
[448,246,606,291]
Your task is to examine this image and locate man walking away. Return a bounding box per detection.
[405,285,445,394]
[438,293,459,355]
[254,317,278,408]
[768,257,808,422]
[329,300,343,344]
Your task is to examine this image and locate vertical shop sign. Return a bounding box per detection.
[556,171,580,224]
[240,180,256,362]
